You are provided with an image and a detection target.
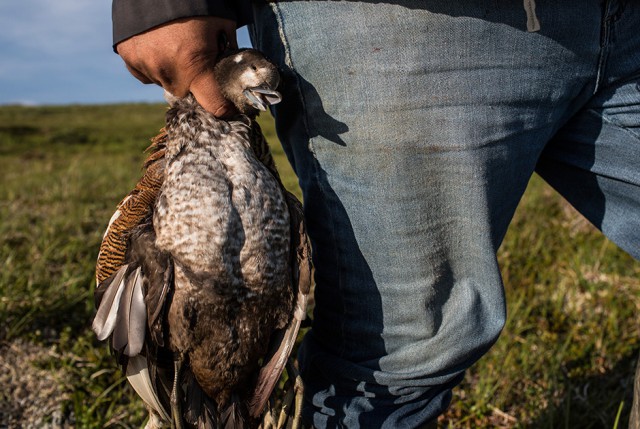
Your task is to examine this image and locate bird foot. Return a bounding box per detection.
[144,409,166,429]
[276,382,295,428]
[291,364,304,429]
[266,359,303,429]
[261,398,277,429]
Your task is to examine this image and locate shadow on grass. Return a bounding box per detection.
[1,289,95,343]
[525,350,639,429]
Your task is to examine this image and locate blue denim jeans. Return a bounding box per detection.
[250,1,640,427]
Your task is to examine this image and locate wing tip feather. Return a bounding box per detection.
[126,355,171,422]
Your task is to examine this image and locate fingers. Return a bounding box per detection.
[124,63,154,85]
[187,23,238,116]
[115,16,239,117]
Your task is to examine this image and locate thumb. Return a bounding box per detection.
[190,70,237,118]
[190,26,239,117]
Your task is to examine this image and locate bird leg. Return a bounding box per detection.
[289,360,304,429]
[276,381,295,428]
[274,359,304,429]
[171,353,185,429]
[261,397,277,429]
[144,409,165,429]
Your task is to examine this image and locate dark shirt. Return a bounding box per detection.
[112,0,252,47]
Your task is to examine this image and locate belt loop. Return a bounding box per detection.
[523,0,541,32]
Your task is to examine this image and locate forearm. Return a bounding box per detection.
[112,0,252,47]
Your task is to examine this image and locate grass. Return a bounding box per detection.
[0,103,638,428]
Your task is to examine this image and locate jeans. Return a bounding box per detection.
[250,1,640,427]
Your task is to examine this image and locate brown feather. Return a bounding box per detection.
[95,132,166,284]
[632,355,640,429]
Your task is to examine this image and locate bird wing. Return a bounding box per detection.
[94,129,169,350]
[93,130,174,422]
[248,186,312,418]
[95,130,166,284]
[286,190,313,299]
[93,226,174,423]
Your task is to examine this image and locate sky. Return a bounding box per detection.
[0,0,252,106]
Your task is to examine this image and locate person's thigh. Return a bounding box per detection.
[537,3,640,260]
[251,1,617,427]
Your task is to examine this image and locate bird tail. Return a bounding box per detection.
[220,395,253,429]
[184,370,242,429]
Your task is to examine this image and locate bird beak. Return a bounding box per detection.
[243,87,282,111]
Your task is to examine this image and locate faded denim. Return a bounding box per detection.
[250,1,640,427]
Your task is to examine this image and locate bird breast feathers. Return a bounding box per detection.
[154,122,290,278]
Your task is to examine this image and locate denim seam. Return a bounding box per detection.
[595,0,618,93]
[269,2,348,358]
[589,108,640,142]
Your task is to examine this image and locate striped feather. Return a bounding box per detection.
[95,133,166,284]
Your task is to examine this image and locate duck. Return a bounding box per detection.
[92,49,311,429]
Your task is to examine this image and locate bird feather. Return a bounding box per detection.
[112,267,137,351]
[129,231,172,347]
[220,398,246,429]
[126,267,146,355]
[92,264,129,341]
[110,267,146,356]
[126,354,171,422]
[184,371,218,429]
[248,191,312,418]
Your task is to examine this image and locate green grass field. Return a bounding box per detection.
[0,103,637,428]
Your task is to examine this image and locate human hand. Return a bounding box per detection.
[116,16,238,117]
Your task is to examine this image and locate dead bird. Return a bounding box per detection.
[92,49,311,429]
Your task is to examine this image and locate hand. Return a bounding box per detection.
[116,16,238,117]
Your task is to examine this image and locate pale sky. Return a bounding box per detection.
[0,0,252,106]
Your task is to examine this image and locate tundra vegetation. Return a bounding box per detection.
[0,104,637,428]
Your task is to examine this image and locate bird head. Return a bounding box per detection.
[213,49,282,117]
